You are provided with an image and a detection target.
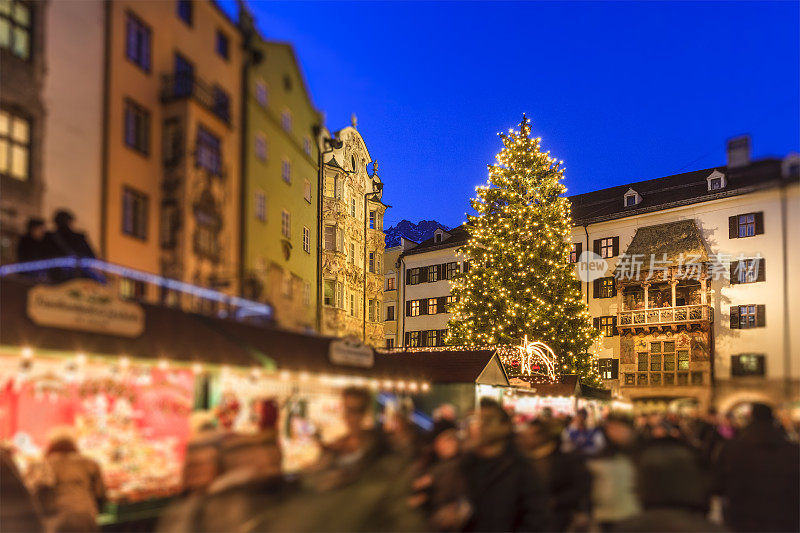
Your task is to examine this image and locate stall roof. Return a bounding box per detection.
[371,349,508,386]
[514,375,611,400]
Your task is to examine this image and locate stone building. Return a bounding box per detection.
[319,123,387,346]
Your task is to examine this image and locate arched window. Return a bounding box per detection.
[351,155,357,172]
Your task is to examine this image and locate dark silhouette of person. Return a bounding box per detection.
[45,210,96,259]
[16,217,52,263]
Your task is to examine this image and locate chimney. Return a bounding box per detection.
[726,135,751,168]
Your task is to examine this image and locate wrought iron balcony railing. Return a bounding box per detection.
[618,304,713,327]
[160,74,231,124]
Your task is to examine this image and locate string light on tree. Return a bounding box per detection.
[447,114,602,386]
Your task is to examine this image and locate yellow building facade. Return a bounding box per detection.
[102,0,242,302]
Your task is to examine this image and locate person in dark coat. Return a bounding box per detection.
[45,210,96,259]
[1,446,44,533]
[16,217,51,263]
[714,403,800,533]
[616,437,724,532]
[519,419,591,532]
[461,398,550,532]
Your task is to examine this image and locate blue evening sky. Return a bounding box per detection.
[222,1,799,228]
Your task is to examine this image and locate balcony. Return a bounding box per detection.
[618,304,713,332]
[160,74,230,125]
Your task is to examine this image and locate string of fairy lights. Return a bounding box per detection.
[446,114,602,386]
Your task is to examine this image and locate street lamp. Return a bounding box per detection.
[315,133,344,332]
[363,179,384,343]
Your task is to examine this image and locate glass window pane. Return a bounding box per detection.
[650,342,661,353]
[0,139,8,172]
[10,144,27,179]
[12,26,28,58]
[11,116,28,142]
[0,110,8,135]
[13,2,29,25]
[663,341,675,352]
[0,0,11,16]
[0,19,10,48]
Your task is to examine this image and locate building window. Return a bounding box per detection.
[368,252,376,273]
[597,237,616,259]
[650,353,661,371]
[408,300,420,317]
[637,353,648,372]
[637,373,648,386]
[255,80,267,107]
[407,331,420,347]
[196,126,221,175]
[710,177,723,190]
[176,0,192,24]
[324,225,336,251]
[731,354,765,377]
[738,213,755,238]
[0,109,30,181]
[677,372,688,385]
[125,12,151,72]
[215,30,229,60]
[386,277,396,291]
[427,265,439,282]
[446,262,459,279]
[304,179,312,203]
[408,268,419,285]
[212,86,230,122]
[162,118,182,166]
[369,211,376,230]
[569,243,582,263]
[303,281,310,306]
[159,202,179,249]
[598,359,617,380]
[350,197,357,217]
[303,136,312,156]
[255,191,266,222]
[124,99,150,154]
[323,280,335,306]
[427,298,438,315]
[302,226,310,253]
[119,278,146,301]
[691,372,704,385]
[386,305,395,321]
[663,353,675,371]
[348,293,355,316]
[595,277,616,298]
[368,299,375,322]
[349,242,355,263]
[255,133,267,162]
[624,373,635,385]
[386,338,394,349]
[677,350,689,371]
[0,0,31,59]
[594,316,617,337]
[732,258,765,284]
[624,194,637,207]
[281,274,292,299]
[122,187,148,240]
[650,373,661,385]
[282,158,291,183]
[281,210,290,239]
[281,109,292,133]
[446,295,457,307]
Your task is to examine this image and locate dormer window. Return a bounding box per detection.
[434,228,449,243]
[435,234,442,243]
[706,170,726,191]
[624,188,641,208]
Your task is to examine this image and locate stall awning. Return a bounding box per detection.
[513,375,611,400]
[372,349,509,386]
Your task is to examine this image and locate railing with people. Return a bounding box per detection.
[618,304,713,326]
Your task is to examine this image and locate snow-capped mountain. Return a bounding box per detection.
[384,219,452,247]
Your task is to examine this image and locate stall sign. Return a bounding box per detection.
[27,279,145,337]
[329,338,374,368]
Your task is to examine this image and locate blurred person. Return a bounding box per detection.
[33,432,105,533]
[617,437,724,532]
[16,217,52,263]
[586,414,640,531]
[1,446,44,532]
[714,403,800,532]
[519,419,591,532]
[45,209,96,259]
[562,408,604,455]
[460,398,550,532]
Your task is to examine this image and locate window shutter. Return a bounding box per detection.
[593,239,600,255]
[437,296,447,312]
[406,301,411,316]
[754,212,764,235]
[728,216,737,239]
[611,279,618,298]
[729,306,739,329]
[729,261,738,285]
[421,300,428,315]
[440,263,446,279]
[612,316,618,336]
[757,258,766,282]
[611,359,619,379]
[593,279,600,299]
[756,304,766,327]
[593,317,599,329]
[420,267,428,283]
[612,236,619,257]
[406,269,412,285]
[404,332,410,346]
[575,242,583,259]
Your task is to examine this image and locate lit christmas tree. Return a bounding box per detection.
[448,114,601,386]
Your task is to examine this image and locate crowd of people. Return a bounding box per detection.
[2,390,799,533]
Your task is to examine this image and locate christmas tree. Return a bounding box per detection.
[448,115,601,386]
